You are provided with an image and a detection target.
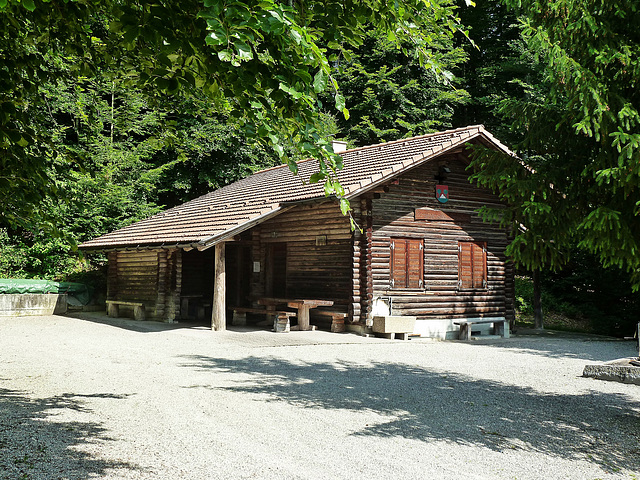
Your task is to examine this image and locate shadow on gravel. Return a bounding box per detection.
[476,334,637,362]
[180,355,640,475]
[68,312,209,333]
[0,388,139,480]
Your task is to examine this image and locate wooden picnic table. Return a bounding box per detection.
[257,297,333,331]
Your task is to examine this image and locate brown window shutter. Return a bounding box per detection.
[391,239,407,288]
[391,238,424,289]
[458,241,487,289]
[459,242,473,289]
[407,239,423,289]
[471,242,486,288]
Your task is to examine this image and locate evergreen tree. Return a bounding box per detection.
[470,0,640,290]
[327,26,469,146]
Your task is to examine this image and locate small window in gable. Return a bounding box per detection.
[458,241,487,289]
[390,238,424,289]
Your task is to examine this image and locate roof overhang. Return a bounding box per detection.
[196,205,296,250]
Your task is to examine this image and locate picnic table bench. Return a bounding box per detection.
[231,306,297,333]
[453,318,507,340]
[106,300,145,321]
[258,297,333,331]
[231,306,272,326]
[311,309,348,332]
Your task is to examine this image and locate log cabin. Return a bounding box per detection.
[80,125,516,339]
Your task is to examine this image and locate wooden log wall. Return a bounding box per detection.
[157,249,179,322]
[172,249,182,320]
[362,153,515,322]
[354,198,374,324]
[350,200,363,323]
[106,248,180,322]
[257,201,352,311]
[250,228,265,301]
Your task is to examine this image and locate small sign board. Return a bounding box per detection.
[436,184,449,203]
[415,208,471,223]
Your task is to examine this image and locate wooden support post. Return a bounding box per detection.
[212,242,226,331]
[298,305,310,331]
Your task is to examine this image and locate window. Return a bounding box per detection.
[390,238,424,289]
[458,241,487,289]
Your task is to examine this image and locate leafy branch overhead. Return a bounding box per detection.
[0,0,470,231]
[132,0,469,183]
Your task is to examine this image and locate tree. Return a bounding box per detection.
[0,52,279,280]
[453,0,535,144]
[325,24,469,147]
[469,0,640,290]
[0,0,472,231]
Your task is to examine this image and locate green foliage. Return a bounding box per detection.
[0,0,472,232]
[148,102,277,206]
[514,276,533,315]
[515,251,640,337]
[0,228,81,280]
[326,24,469,146]
[469,0,640,291]
[0,0,111,231]
[0,50,280,281]
[453,1,537,144]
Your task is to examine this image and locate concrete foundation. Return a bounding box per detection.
[0,294,67,317]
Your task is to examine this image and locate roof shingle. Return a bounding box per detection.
[79,125,511,250]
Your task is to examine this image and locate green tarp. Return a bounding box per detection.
[0,279,92,306]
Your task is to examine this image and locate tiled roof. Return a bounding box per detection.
[79,125,512,250]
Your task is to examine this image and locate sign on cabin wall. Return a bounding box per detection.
[414,208,471,223]
[435,184,449,203]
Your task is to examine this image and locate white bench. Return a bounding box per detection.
[106,300,145,321]
[453,318,507,340]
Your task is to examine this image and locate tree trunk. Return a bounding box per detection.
[532,269,543,330]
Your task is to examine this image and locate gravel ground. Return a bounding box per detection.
[1,313,639,480]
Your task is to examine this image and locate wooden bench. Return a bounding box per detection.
[231,307,270,326]
[274,311,297,333]
[453,318,507,340]
[106,300,145,321]
[312,310,348,333]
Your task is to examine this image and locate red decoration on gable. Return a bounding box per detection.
[436,184,449,203]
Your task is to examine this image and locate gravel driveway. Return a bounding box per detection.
[1,313,639,480]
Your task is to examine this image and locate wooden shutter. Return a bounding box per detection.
[471,242,486,288]
[458,241,486,289]
[391,238,423,289]
[391,239,406,288]
[407,239,423,289]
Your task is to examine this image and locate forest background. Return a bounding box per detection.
[1,0,638,336]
